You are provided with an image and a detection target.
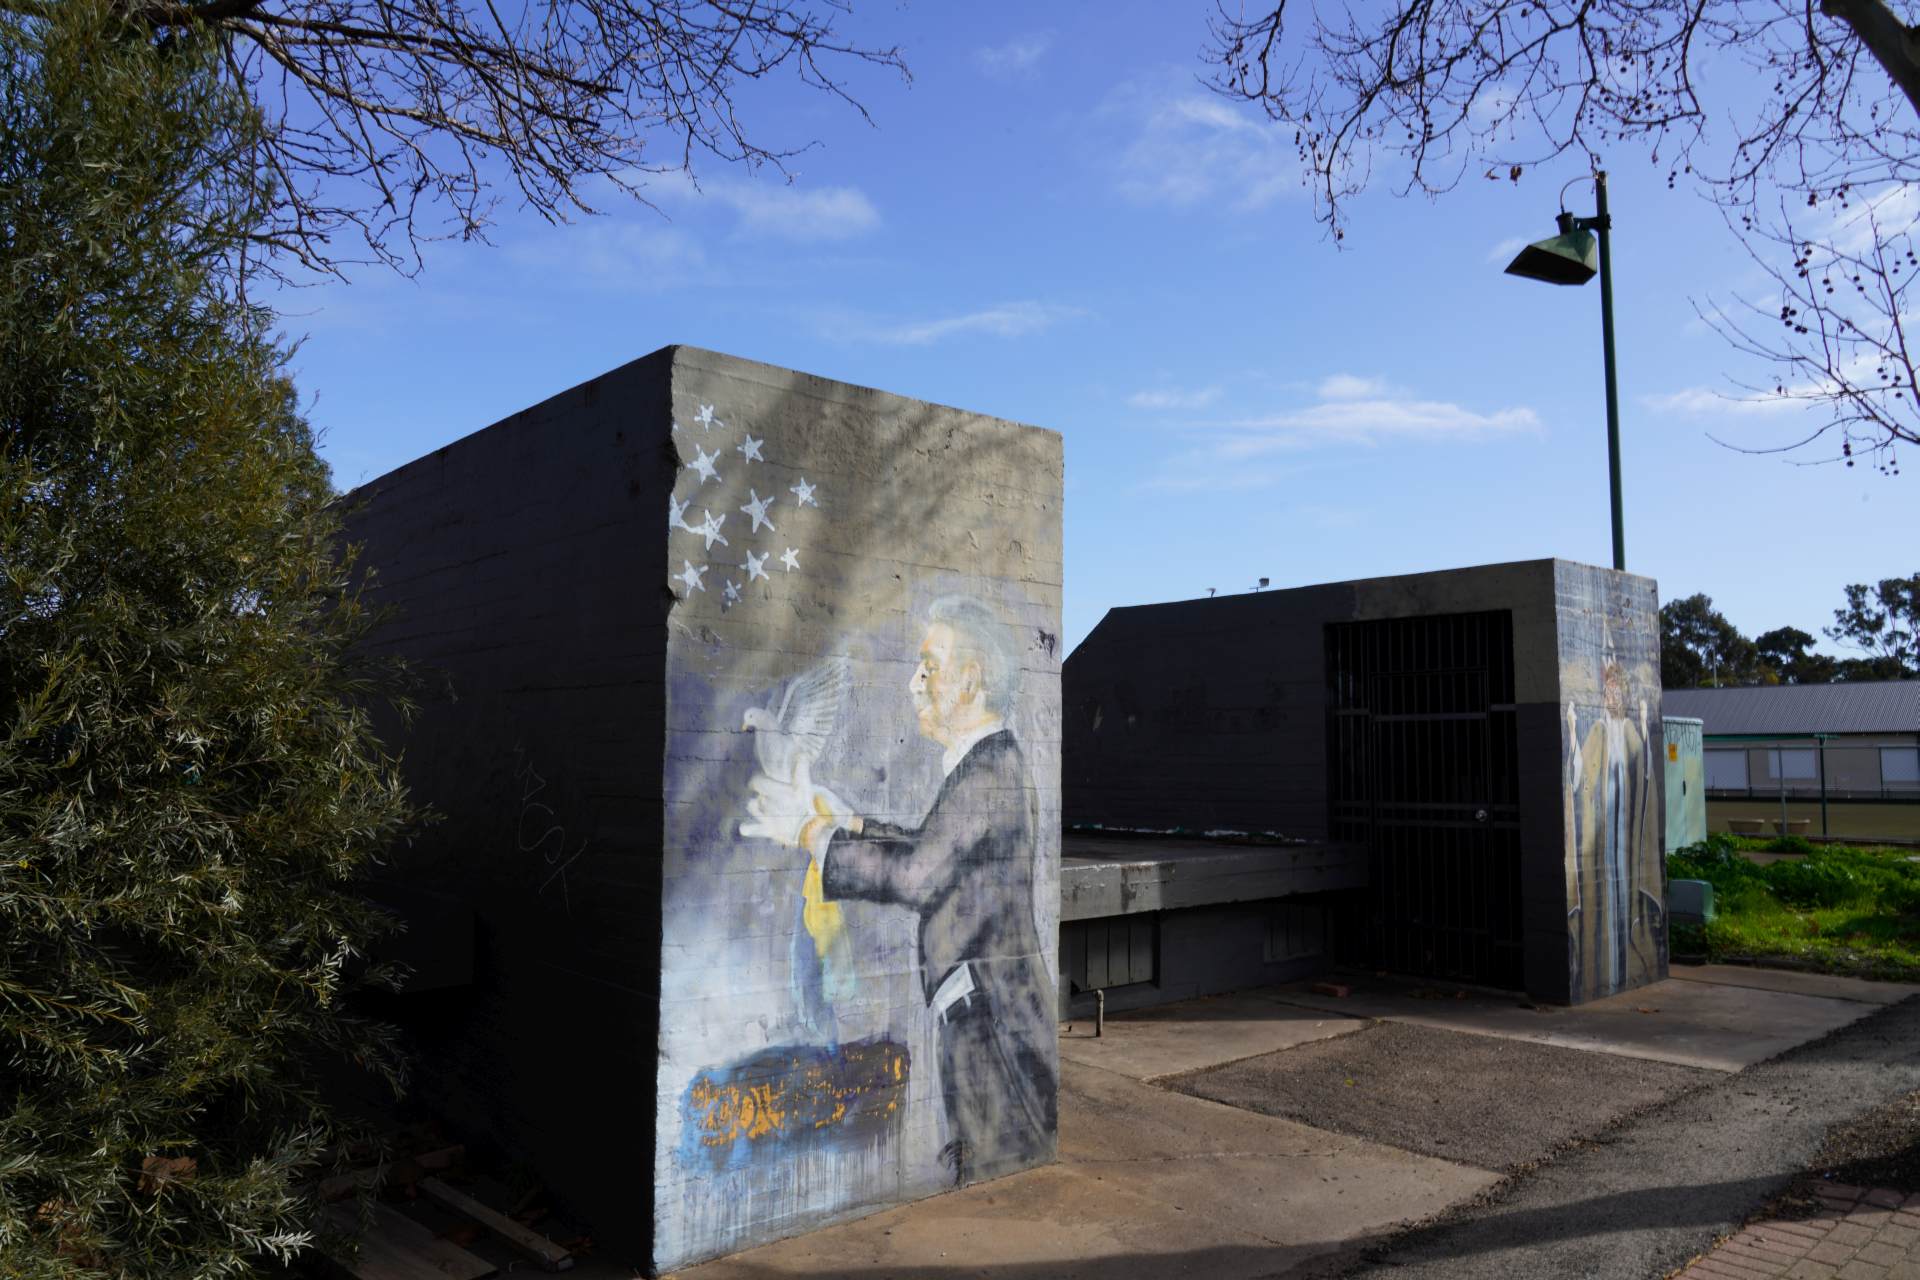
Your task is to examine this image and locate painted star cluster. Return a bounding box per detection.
[668,402,813,610]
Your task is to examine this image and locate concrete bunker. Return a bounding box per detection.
[345,346,1063,1274]
[1062,560,1668,1009]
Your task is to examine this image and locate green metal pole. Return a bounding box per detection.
[1818,734,1830,837]
[1592,172,1625,572]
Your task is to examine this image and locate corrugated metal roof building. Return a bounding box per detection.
[1658,681,1920,840]
[1662,681,1919,736]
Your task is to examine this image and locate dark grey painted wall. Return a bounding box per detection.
[1062,559,1665,1007]
[1064,583,1354,838]
[343,349,675,1263]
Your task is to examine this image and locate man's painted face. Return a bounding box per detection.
[911,622,967,744]
[1603,662,1626,718]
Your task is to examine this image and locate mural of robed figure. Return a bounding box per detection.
[1565,657,1665,1000]
[741,596,1057,1185]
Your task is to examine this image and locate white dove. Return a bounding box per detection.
[742,653,852,787]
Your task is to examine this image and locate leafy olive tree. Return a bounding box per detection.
[0,2,414,1272]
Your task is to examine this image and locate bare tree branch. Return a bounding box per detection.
[1204,0,1920,470]
[4,0,908,275]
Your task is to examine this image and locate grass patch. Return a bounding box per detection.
[1668,834,1920,982]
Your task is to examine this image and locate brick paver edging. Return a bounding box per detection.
[1675,1183,1920,1280]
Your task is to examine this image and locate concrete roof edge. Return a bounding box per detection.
[666,344,1061,444]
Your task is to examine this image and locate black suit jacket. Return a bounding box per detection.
[822,730,1041,997]
[821,729,1055,1168]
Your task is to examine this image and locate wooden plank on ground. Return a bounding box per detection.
[321,1202,494,1280]
[320,1168,382,1202]
[319,1146,463,1202]
[418,1177,572,1272]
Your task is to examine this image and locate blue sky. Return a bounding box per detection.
[277,2,1918,657]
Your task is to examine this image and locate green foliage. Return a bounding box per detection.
[1660,593,1759,688]
[1659,585,1919,687]
[1753,627,1838,685]
[0,3,414,1274]
[1667,836,1920,980]
[1826,576,1920,678]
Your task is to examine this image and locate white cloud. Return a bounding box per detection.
[976,33,1052,78]
[1105,77,1302,212]
[1220,395,1539,451]
[504,220,709,291]
[1316,373,1389,401]
[1127,386,1221,411]
[696,178,880,242]
[822,300,1085,346]
[1644,386,1811,416]
[1828,184,1920,255]
[1137,463,1307,493]
[1485,235,1529,266]
[1135,374,1537,489]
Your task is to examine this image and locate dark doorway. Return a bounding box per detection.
[1327,611,1523,989]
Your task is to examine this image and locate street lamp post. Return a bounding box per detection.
[1504,171,1625,573]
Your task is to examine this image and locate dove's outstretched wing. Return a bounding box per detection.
[778,653,851,758]
[752,653,851,781]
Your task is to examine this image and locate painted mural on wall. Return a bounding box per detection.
[653,373,1062,1269]
[1559,567,1667,1001]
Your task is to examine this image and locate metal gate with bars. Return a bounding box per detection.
[1327,610,1524,989]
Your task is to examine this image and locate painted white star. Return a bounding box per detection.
[740,489,776,534]
[722,579,741,607]
[790,477,817,507]
[675,561,706,594]
[695,404,720,431]
[779,547,801,572]
[695,509,728,550]
[668,495,691,531]
[685,445,720,485]
[744,550,769,582]
[737,434,764,463]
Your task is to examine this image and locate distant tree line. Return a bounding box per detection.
[1661,576,1920,688]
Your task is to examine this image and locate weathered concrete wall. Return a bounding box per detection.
[348,346,1061,1275]
[1553,562,1667,1002]
[653,350,1062,1272]
[1063,559,1665,1006]
[344,350,675,1256]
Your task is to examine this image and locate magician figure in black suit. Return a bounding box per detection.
[741,596,1057,1185]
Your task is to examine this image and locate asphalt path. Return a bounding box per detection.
[1313,995,1920,1279]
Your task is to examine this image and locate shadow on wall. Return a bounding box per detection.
[654,355,1064,1268]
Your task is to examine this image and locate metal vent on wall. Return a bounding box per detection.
[1061,915,1158,992]
[1326,610,1523,989]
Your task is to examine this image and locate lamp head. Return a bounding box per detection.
[1505,212,1598,286]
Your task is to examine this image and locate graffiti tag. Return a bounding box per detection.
[512,746,589,912]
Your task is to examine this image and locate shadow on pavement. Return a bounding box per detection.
[669,1173,1789,1279]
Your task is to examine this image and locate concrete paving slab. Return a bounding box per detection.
[1268,970,1887,1071]
[666,1060,1497,1280]
[1059,989,1365,1080]
[1668,962,1920,1006]
[1174,1020,1716,1172]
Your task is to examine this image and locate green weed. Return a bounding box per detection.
[1667,835,1920,982]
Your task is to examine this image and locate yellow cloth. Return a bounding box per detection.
[799,789,848,961]
[801,855,845,961]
